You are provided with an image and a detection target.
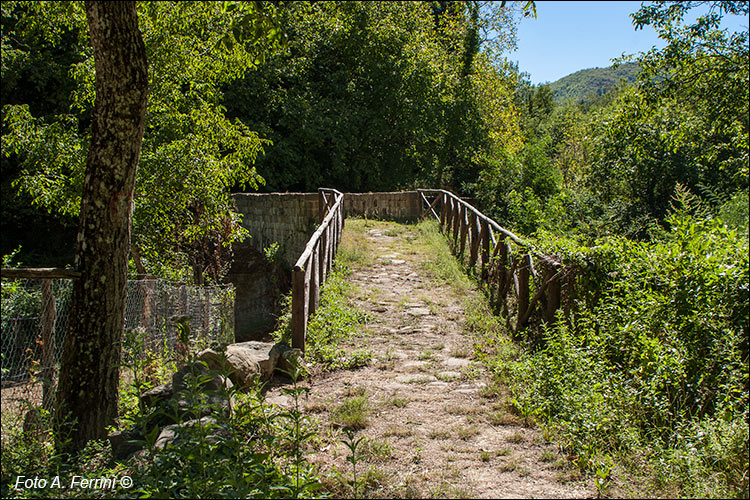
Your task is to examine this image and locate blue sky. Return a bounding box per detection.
[511,1,750,85]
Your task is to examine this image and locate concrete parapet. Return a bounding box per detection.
[344,191,421,220]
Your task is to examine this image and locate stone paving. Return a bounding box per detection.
[265,220,594,498]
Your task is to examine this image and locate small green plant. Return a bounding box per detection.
[384,392,409,408]
[454,424,480,440]
[540,449,557,462]
[428,428,451,439]
[263,241,281,263]
[594,459,612,498]
[418,349,436,361]
[506,431,525,443]
[277,364,322,498]
[342,427,366,498]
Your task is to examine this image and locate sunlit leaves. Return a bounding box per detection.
[2,1,281,281]
[2,104,86,216]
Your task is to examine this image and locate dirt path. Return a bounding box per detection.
[267,219,595,498]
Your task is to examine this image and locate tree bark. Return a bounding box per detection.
[55,1,148,454]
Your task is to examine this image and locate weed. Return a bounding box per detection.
[450,345,472,358]
[507,431,525,443]
[429,481,474,498]
[342,427,366,498]
[435,371,461,382]
[594,458,613,498]
[418,350,436,361]
[443,403,477,416]
[454,424,480,440]
[488,409,520,426]
[331,394,370,430]
[540,449,557,462]
[359,437,393,462]
[384,392,409,408]
[412,444,423,464]
[499,458,520,472]
[383,424,412,437]
[428,428,451,439]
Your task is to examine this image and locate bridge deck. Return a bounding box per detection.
[266,218,592,498]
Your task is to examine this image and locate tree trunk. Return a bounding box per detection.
[55,1,148,454]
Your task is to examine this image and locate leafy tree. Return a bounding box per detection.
[2,1,283,282]
[54,0,148,454]
[607,0,749,222]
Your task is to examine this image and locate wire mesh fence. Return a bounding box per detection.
[1,277,234,419]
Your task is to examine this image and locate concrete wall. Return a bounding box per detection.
[226,190,423,340]
[227,193,319,340]
[232,193,320,267]
[344,191,421,220]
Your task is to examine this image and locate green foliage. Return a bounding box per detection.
[2,353,322,498]
[125,360,320,499]
[1,1,284,281]
[272,265,371,372]
[601,0,749,225]
[509,191,749,496]
[223,1,522,194]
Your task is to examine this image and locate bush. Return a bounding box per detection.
[507,192,749,496]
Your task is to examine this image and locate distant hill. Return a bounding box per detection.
[547,62,640,104]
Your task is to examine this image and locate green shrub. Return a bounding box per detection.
[508,192,749,496]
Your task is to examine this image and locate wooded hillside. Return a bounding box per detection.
[547,62,640,104]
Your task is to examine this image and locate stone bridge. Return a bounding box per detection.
[228,189,568,348]
[227,191,424,340]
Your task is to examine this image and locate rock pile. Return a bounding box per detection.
[109,341,300,459]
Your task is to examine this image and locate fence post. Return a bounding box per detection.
[335,208,341,252]
[309,246,320,315]
[326,224,333,276]
[516,253,531,332]
[469,213,480,270]
[440,193,447,228]
[480,219,490,282]
[40,279,56,410]
[445,197,454,235]
[291,263,310,352]
[495,237,508,307]
[319,228,328,284]
[459,204,468,256]
[452,200,460,244]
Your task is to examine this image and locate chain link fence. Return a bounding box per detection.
[1,277,234,419]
